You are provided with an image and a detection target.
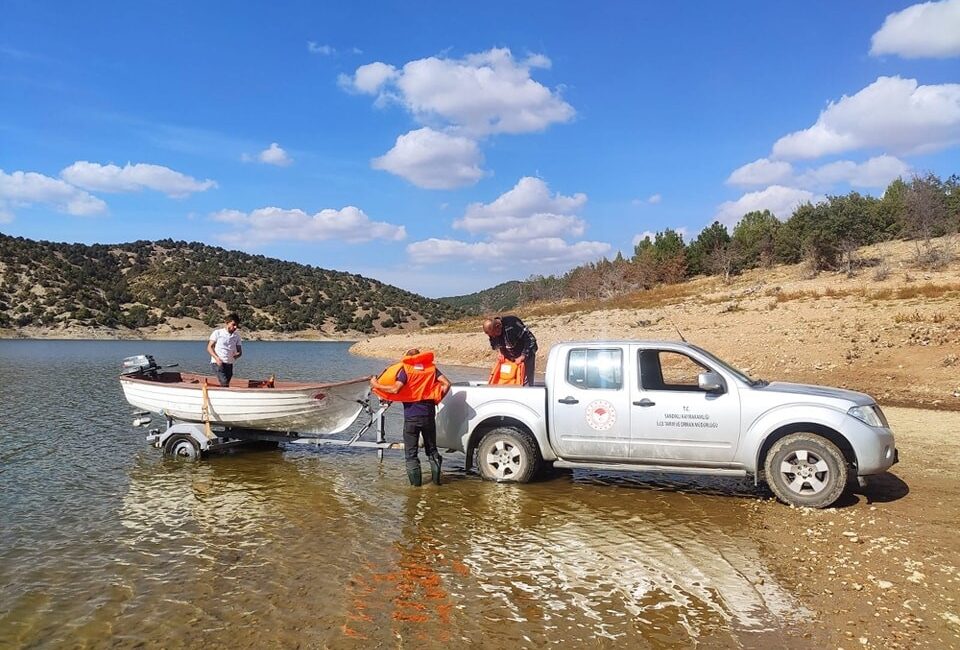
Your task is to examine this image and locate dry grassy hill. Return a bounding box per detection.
[351,235,960,410]
[0,234,462,339]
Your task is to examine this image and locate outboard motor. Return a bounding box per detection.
[121,354,161,378]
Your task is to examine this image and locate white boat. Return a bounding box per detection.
[119,355,371,435]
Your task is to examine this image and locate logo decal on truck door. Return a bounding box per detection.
[585,399,617,431]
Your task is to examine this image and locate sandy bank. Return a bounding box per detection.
[350,238,960,411]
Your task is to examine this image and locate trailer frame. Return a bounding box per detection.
[143,399,403,460]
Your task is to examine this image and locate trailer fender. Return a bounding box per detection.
[154,422,214,453]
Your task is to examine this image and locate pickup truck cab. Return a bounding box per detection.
[436,341,898,508]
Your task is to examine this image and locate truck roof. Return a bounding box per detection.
[556,339,694,347]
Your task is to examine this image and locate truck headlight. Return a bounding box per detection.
[848,405,887,428]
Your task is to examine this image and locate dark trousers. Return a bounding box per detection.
[522,354,536,386]
[403,415,438,465]
[212,362,234,387]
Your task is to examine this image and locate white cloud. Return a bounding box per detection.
[372,127,485,189]
[0,169,107,217]
[257,142,292,166]
[714,185,820,227]
[727,158,794,187]
[454,176,587,239]
[795,155,910,189]
[407,236,610,271]
[211,206,406,244]
[406,176,608,272]
[728,154,908,190]
[631,194,661,206]
[307,42,335,55]
[61,161,216,198]
[341,47,574,136]
[871,0,960,59]
[339,62,398,94]
[771,76,960,159]
[344,48,574,191]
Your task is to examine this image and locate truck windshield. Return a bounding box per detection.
[687,344,764,386]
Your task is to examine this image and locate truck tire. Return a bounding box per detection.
[764,433,847,508]
[476,427,542,483]
[163,433,202,460]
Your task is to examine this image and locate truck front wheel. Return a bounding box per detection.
[764,433,847,508]
[476,427,541,483]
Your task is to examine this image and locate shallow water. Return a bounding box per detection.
[0,340,810,648]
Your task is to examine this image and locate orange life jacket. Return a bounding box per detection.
[488,354,525,385]
[372,351,446,404]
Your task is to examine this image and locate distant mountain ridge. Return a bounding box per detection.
[438,280,522,314]
[0,233,463,335]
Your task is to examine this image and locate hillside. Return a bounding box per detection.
[438,280,522,314]
[352,235,960,410]
[0,233,463,339]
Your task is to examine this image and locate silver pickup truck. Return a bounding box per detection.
[436,340,898,508]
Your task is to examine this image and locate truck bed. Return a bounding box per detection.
[436,382,548,454]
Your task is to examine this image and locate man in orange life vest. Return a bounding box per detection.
[369,349,452,486]
[483,315,538,386]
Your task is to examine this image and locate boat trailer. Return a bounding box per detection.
[133,399,403,461]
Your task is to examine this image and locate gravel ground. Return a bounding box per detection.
[746,407,960,649]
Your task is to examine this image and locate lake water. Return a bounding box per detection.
[0,340,812,648]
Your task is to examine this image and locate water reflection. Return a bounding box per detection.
[1,341,812,648]
[442,482,806,647]
[108,451,810,648]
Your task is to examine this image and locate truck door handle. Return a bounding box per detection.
[633,399,656,407]
[558,396,579,405]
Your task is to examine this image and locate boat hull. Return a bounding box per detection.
[120,372,370,435]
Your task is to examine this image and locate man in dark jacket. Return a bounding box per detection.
[482,315,538,385]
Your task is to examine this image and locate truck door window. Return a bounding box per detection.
[567,348,623,390]
[638,350,710,392]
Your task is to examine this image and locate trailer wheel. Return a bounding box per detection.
[476,427,541,483]
[163,434,202,460]
[764,433,847,508]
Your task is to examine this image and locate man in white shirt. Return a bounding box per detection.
[206,313,243,386]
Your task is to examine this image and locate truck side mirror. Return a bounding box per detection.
[698,371,725,393]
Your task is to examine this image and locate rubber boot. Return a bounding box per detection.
[406,461,422,486]
[428,453,443,485]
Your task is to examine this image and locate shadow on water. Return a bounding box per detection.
[540,463,772,500]
[541,464,909,511]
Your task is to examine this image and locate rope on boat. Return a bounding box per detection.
[200,380,215,440]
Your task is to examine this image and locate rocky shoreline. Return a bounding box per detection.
[0,325,354,343]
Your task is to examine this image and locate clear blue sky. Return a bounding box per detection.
[2,1,958,297]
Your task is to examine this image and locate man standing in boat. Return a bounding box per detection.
[206,313,242,387]
[483,315,537,386]
[370,349,451,486]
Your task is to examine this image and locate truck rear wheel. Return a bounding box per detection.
[477,427,541,483]
[764,433,847,508]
